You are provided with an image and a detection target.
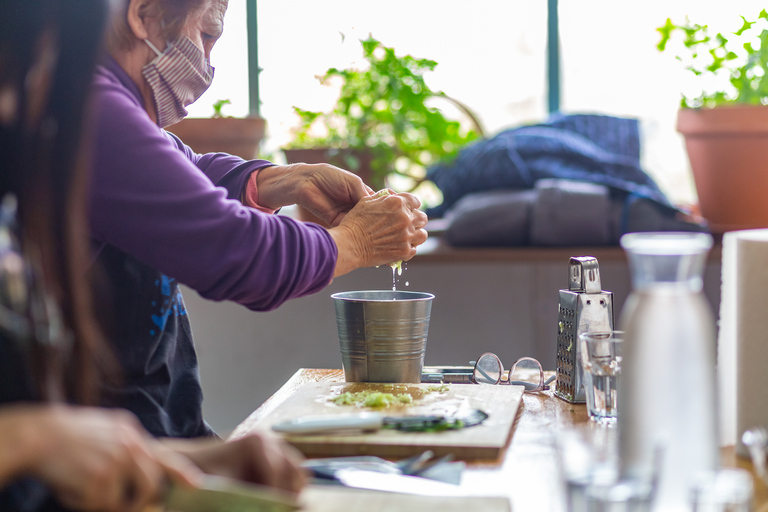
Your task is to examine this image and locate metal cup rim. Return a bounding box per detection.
[331,290,435,302]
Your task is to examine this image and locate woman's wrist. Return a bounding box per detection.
[0,405,51,482]
[254,164,302,210]
[243,169,279,214]
[328,225,360,278]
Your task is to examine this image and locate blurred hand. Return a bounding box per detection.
[328,190,428,277]
[17,405,201,512]
[255,163,373,226]
[163,432,306,494]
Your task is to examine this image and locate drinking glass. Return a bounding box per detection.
[579,331,623,424]
[689,468,753,511]
[555,424,619,512]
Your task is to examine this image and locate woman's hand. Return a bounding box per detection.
[162,432,306,494]
[328,190,429,277]
[254,163,373,226]
[1,404,201,512]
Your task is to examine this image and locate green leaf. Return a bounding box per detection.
[659,11,768,107]
[656,18,677,51]
[735,16,756,36]
[287,36,480,189]
[211,98,231,118]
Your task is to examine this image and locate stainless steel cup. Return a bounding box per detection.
[331,290,435,383]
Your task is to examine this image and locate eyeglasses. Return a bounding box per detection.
[470,353,556,392]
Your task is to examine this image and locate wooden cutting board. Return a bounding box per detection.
[251,382,524,460]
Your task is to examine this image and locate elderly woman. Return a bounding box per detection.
[90,0,428,440]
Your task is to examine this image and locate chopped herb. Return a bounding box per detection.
[397,394,413,404]
[329,383,449,408]
[332,392,357,405]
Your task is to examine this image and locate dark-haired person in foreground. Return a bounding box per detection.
[0,2,305,511]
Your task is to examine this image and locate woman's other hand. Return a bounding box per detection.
[1,404,201,512]
[253,163,373,226]
[328,190,429,277]
[163,432,306,494]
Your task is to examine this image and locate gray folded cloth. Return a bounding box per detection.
[443,180,611,247]
[444,189,535,247]
[530,179,612,246]
[442,179,707,248]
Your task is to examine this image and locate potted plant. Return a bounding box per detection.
[283,37,483,196]
[167,99,266,160]
[658,10,768,233]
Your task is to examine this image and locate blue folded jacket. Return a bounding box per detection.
[427,113,673,218]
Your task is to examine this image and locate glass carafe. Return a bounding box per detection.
[618,232,718,511]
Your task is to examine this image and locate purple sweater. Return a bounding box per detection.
[87,57,337,437]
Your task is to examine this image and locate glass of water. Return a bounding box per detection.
[555,424,619,512]
[689,468,753,512]
[579,331,624,424]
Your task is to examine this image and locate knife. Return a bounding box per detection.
[271,409,488,435]
[164,475,300,512]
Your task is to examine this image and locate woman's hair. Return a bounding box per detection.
[107,0,207,53]
[0,0,113,404]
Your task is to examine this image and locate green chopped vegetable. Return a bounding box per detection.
[363,392,397,408]
[332,392,357,405]
[397,394,413,404]
[330,389,415,408]
[384,417,465,433]
[330,383,450,409]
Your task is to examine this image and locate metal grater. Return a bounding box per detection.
[555,256,614,403]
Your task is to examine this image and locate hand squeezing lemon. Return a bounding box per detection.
[376,189,403,275]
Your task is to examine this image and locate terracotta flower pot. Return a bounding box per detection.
[678,105,768,233]
[167,117,266,160]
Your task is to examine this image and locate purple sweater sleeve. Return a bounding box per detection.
[88,62,337,311]
[162,130,269,202]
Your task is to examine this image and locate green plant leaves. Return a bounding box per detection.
[211,98,231,118]
[658,12,768,107]
[287,37,481,191]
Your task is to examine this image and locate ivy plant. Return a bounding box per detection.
[287,37,483,191]
[657,9,768,108]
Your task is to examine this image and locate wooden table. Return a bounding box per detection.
[230,369,767,512]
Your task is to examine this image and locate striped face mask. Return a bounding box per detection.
[142,35,214,128]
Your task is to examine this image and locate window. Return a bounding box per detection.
[558,0,767,205]
[190,0,768,207]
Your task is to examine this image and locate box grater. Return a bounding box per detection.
[555,256,614,403]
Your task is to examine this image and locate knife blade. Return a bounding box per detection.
[164,475,300,512]
[271,409,488,435]
[332,469,466,496]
